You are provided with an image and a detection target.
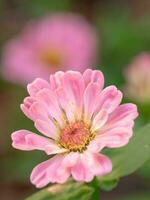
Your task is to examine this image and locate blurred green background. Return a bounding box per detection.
[0,0,150,199]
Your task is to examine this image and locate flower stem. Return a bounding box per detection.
[89,178,101,200]
[91,187,100,200]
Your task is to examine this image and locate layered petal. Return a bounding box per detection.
[71,151,112,182]
[91,109,108,132]
[27,78,50,97]
[21,98,49,122]
[71,154,94,182]
[56,87,75,122]
[20,96,35,120]
[30,155,70,188]
[28,101,49,121]
[84,151,112,176]
[83,69,104,90]
[95,86,123,114]
[49,71,64,90]
[62,152,79,168]
[88,127,133,152]
[59,71,85,121]
[83,83,101,121]
[35,88,64,127]
[62,71,85,109]
[11,130,65,154]
[103,103,138,129]
[34,119,59,139]
[88,104,138,153]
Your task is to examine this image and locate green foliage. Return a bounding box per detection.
[25,182,94,200]
[138,158,150,178]
[96,15,150,86]
[101,123,150,181]
[98,179,119,191]
[22,0,73,18]
[0,85,46,182]
[1,151,46,182]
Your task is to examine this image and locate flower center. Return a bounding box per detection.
[40,49,62,67]
[58,121,96,152]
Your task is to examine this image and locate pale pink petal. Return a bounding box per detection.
[61,152,79,168]
[88,127,132,152]
[62,71,85,108]
[30,156,70,188]
[30,158,55,188]
[93,104,138,152]
[56,71,84,122]
[56,87,76,122]
[91,109,108,132]
[84,151,112,176]
[27,78,50,97]
[29,102,48,121]
[29,100,61,127]
[83,69,104,89]
[30,159,52,188]
[11,130,60,153]
[83,83,101,121]
[50,71,64,90]
[34,119,59,139]
[71,154,94,182]
[100,126,134,148]
[95,86,123,114]
[20,96,35,120]
[44,145,67,155]
[35,88,64,127]
[104,103,138,129]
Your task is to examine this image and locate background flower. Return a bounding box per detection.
[124,53,150,103]
[1,14,98,85]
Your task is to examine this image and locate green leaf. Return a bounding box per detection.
[99,179,119,191]
[25,182,94,200]
[90,177,118,192]
[1,151,46,182]
[101,123,150,181]
[138,158,150,178]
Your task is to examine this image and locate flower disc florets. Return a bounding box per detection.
[59,121,96,152]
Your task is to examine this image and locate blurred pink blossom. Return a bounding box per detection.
[11,69,138,188]
[2,14,98,85]
[125,53,150,103]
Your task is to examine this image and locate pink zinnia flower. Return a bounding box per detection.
[11,69,138,188]
[2,14,97,85]
[125,53,150,102]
